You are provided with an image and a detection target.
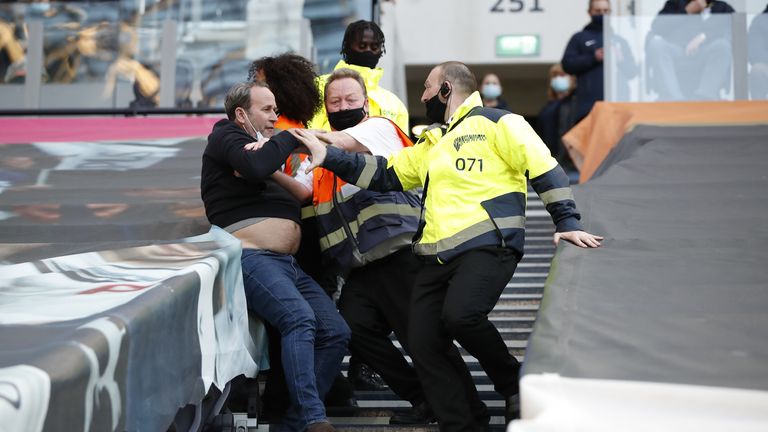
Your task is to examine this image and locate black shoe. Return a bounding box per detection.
[505,393,520,424]
[324,373,358,408]
[389,401,436,425]
[348,359,387,391]
[474,403,491,427]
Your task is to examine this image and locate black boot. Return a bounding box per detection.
[474,401,491,427]
[505,393,520,424]
[389,401,436,425]
[324,373,358,408]
[347,357,387,391]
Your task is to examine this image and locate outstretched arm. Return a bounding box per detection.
[316,130,369,153]
[225,130,301,180]
[291,128,405,192]
[530,166,603,248]
[496,114,602,249]
[554,231,603,247]
[271,171,312,203]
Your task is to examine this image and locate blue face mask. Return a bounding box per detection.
[481,83,502,100]
[550,76,571,94]
[591,14,604,27]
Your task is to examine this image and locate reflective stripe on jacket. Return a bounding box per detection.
[321,92,583,263]
[313,118,420,270]
[308,60,409,133]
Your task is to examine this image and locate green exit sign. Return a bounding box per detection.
[496,35,540,57]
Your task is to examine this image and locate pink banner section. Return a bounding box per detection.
[0,116,225,144]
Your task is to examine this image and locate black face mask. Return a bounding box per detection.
[344,50,382,69]
[590,14,604,29]
[328,107,366,131]
[424,93,447,124]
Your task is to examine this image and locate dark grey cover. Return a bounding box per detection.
[523,125,768,392]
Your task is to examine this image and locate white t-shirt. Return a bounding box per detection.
[295,117,405,193]
[343,117,403,159]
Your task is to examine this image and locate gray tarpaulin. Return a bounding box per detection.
[524,124,768,389]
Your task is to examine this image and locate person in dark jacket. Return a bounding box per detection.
[536,64,578,171]
[646,0,735,101]
[748,4,768,99]
[201,81,350,432]
[561,0,611,121]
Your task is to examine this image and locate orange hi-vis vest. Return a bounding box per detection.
[311,117,422,271]
[276,116,308,178]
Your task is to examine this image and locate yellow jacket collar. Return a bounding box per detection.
[447,91,483,129]
[417,123,445,147]
[334,60,383,90]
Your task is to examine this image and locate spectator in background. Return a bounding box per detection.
[646,0,735,101]
[309,20,409,134]
[479,73,510,110]
[0,15,25,83]
[748,4,768,99]
[536,64,578,172]
[104,23,160,108]
[562,0,612,122]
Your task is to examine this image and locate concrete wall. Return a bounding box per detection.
[386,0,591,66]
[380,0,595,118]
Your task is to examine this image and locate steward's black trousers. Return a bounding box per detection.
[409,246,521,432]
[339,247,486,417]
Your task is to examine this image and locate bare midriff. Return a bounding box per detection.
[231,217,301,255]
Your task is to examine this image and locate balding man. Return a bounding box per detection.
[292,61,602,431]
[201,81,350,432]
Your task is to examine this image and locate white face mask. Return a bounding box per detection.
[242,110,264,140]
[481,83,502,100]
[550,76,571,94]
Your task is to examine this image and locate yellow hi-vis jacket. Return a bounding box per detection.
[320,92,583,263]
[308,60,409,133]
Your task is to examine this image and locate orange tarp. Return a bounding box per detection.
[562,101,768,183]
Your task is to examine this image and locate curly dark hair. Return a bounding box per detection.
[340,20,386,57]
[246,53,321,126]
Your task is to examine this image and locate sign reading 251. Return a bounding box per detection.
[490,0,544,13]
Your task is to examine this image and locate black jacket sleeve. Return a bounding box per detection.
[562,33,598,75]
[221,130,300,180]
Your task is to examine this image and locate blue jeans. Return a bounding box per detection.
[241,249,350,431]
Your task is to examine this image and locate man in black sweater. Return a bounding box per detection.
[200,81,350,432]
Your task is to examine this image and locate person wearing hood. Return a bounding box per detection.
[479,73,510,110]
[309,20,409,134]
[561,0,611,121]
